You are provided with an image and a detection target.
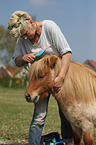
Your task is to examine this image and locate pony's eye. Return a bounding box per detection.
[39,75,45,80]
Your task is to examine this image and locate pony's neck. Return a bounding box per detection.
[53,91,68,110]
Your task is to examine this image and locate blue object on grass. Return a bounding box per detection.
[35,48,46,57]
[55,139,64,144]
[50,138,56,144]
[43,138,64,145]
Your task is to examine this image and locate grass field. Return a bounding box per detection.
[0,87,96,145]
[0,87,60,144]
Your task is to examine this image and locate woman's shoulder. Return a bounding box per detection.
[43,20,57,26]
[43,20,60,31]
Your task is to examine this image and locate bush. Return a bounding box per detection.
[0,77,29,88]
[0,77,10,87]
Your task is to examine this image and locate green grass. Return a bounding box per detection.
[0,87,96,145]
[0,87,60,144]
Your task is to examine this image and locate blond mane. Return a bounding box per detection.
[28,55,61,80]
[63,61,96,103]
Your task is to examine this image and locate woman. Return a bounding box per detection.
[8,10,73,145]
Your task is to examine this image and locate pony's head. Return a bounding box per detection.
[25,55,61,102]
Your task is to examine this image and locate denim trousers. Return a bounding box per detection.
[29,96,73,145]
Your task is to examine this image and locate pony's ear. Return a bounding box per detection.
[44,56,58,69]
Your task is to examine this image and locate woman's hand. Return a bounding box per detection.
[53,76,64,93]
[22,53,36,63]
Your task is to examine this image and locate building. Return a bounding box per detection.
[84,60,96,72]
[0,65,28,87]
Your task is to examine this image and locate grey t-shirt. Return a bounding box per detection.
[12,20,72,69]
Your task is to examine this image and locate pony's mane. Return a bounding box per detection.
[71,61,96,77]
[28,55,61,80]
[64,61,96,103]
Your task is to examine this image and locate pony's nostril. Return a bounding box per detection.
[27,93,31,98]
[26,93,31,101]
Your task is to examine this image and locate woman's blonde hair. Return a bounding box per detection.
[8,10,32,38]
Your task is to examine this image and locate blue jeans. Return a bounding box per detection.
[29,96,73,145]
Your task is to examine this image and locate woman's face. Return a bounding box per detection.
[21,23,36,40]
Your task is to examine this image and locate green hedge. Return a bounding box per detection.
[0,77,29,88]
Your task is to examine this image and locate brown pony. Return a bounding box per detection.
[25,55,96,145]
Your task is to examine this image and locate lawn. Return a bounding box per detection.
[0,87,96,145]
[0,87,60,144]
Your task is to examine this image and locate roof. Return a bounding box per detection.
[0,68,8,78]
[84,60,96,69]
[88,60,96,69]
[0,65,20,77]
[4,65,20,76]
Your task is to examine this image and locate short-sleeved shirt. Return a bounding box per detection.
[12,20,72,69]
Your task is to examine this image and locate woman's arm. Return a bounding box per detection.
[58,52,71,79]
[15,56,25,66]
[53,52,71,93]
[15,53,36,67]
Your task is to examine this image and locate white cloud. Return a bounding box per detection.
[30,0,55,6]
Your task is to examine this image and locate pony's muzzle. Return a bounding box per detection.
[25,93,38,103]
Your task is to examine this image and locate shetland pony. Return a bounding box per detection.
[25,55,96,145]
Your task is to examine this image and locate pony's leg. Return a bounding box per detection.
[72,126,82,145]
[83,131,93,145]
[82,121,94,145]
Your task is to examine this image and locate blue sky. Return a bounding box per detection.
[0,0,96,63]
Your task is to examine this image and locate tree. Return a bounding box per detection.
[0,48,11,65]
[0,25,17,54]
